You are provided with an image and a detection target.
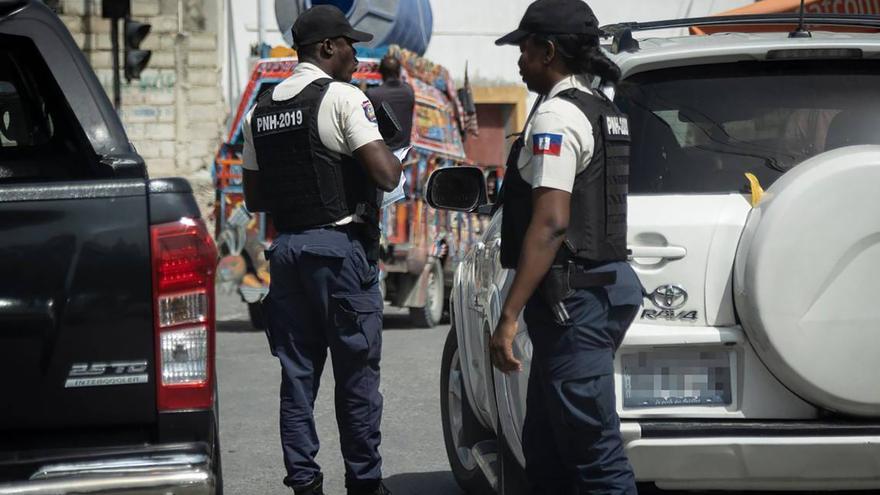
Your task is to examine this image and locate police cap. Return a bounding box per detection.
[495,0,601,46]
[292,5,374,47]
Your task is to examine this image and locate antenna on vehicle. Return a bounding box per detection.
[790,0,812,38]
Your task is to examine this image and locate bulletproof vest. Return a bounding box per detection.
[251,78,381,258]
[499,88,630,269]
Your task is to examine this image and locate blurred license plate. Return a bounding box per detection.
[621,350,733,408]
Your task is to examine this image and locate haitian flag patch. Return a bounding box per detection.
[532,133,563,156]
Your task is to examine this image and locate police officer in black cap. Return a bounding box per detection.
[241,5,401,495]
[491,0,642,493]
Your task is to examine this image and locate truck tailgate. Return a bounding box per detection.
[0,179,156,430]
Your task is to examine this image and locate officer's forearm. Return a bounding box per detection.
[500,188,570,324]
[500,223,566,323]
[354,140,402,191]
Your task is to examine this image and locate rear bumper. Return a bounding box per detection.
[0,444,215,495]
[625,421,880,490]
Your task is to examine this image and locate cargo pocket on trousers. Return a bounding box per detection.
[556,372,616,432]
[330,292,383,359]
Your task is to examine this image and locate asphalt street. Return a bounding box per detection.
[216,288,462,495]
[215,289,860,495]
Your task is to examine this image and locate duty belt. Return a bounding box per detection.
[539,260,618,325]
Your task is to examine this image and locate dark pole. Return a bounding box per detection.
[111,17,121,110]
[798,0,807,29]
[790,0,812,38]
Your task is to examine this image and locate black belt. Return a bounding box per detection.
[568,269,617,288]
[271,220,354,235]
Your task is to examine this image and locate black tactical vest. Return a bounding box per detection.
[499,88,630,269]
[251,78,381,259]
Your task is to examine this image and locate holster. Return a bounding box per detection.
[537,261,618,323]
[538,263,575,310]
[354,202,381,262]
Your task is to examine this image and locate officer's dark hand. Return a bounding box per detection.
[490,316,522,374]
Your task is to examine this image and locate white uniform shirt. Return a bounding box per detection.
[242,62,383,168]
[517,75,596,192]
[241,62,384,224]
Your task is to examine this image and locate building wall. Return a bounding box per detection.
[464,104,509,167]
[57,0,224,213]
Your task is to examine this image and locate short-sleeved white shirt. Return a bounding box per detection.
[241,62,383,172]
[517,75,596,192]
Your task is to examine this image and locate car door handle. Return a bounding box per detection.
[628,245,687,261]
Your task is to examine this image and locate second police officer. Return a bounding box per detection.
[491,0,643,493]
[241,5,400,495]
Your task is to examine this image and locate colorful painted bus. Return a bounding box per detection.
[213,48,493,329]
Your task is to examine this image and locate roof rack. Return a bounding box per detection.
[603,14,880,54]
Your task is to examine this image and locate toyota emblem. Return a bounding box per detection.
[651,284,688,310]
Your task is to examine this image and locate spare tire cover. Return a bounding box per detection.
[734,145,880,417]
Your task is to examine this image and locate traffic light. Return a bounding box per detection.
[124,18,151,81]
[101,0,129,19]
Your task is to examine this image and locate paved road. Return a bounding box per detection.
[216,290,860,495]
[216,289,462,495]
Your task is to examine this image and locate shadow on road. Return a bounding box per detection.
[381,312,419,330]
[217,311,446,332]
[384,471,463,495]
[217,319,260,333]
[382,312,451,331]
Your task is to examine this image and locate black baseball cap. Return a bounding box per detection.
[292,5,373,47]
[495,0,601,46]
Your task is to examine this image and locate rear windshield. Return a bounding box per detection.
[616,60,880,194]
[0,34,99,182]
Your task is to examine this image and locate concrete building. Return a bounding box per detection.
[56,0,225,213]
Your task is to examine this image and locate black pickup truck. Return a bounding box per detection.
[0,1,221,493]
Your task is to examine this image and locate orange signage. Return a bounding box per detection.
[691,0,880,34]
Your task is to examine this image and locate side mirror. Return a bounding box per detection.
[425,167,488,212]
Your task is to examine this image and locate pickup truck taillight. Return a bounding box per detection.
[151,218,218,412]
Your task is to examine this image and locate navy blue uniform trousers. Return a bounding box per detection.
[522,261,641,495]
[263,226,383,489]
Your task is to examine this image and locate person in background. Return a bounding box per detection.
[366,55,415,150]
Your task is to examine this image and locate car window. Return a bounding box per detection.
[0,60,54,149]
[616,60,880,194]
[0,34,97,182]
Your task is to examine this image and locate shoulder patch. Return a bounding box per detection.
[532,133,563,156]
[362,100,377,123]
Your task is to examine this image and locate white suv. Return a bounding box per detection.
[429,15,880,493]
